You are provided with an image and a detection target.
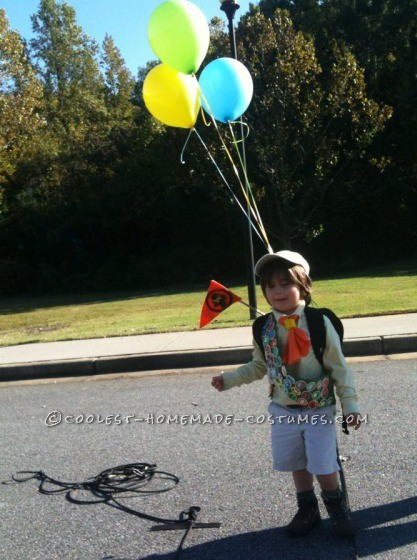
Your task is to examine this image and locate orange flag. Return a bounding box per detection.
[199,280,242,328]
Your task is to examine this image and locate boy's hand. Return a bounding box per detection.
[211,375,225,392]
[346,413,362,430]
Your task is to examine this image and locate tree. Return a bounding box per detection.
[257,0,417,257]
[30,0,106,132]
[234,8,392,247]
[314,0,417,256]
[101,34,135,120]
[23,0,113,207]
[0,9,44,202]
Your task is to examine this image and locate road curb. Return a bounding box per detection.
[382,333,417,354]
[1,334,416,382]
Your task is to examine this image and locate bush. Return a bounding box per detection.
[0,259,37,295]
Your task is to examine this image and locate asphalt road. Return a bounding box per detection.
[1,357,416,560]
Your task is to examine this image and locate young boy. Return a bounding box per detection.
[212,250,361,537]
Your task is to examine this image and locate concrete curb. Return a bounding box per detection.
[1,334,416,382]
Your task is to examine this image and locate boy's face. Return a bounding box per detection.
[264,272,302,315]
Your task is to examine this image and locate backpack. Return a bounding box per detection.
[252,306,344,366]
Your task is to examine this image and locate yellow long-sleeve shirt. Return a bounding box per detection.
[221,301,360,416]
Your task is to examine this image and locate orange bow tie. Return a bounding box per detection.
[278,314,311,364]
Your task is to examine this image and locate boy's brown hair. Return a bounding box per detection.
[259,260,313,305]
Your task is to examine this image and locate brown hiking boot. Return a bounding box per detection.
[322,491,356,537]
[287,494,321,536]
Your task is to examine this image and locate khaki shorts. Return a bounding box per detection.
[268,402,340,475]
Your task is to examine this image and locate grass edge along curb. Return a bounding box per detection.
[0,263,416,347]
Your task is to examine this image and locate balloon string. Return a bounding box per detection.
[200,106,211,128]
[197,83,272,252]
[227,122,270,248]
[222,120,272,252]
[228,122,266,239]
[217,119,272,251]
[230,120,250,142]
[180,128,194,164]
[228,122,272,252]
[192,128,269,249]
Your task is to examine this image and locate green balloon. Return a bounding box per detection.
[148,0,209,75]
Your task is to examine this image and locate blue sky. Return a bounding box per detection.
[1,0,255,75]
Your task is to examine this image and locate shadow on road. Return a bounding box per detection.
[102,496,417,560]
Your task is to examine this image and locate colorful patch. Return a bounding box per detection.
[295,380,307,391]
[308,400,319,409]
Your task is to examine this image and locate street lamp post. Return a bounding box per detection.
[219,0,258,320]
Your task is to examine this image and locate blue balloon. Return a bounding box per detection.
[199,57,253,123]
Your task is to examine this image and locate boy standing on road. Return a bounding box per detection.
[211,250,361,537]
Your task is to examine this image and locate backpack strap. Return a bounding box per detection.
[304,306,344,365]
[252,313,272,351]
[304,306,326,365]
[321,307,344,343]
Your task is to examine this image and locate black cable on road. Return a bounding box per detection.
[3,462,221,557]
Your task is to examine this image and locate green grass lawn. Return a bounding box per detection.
[0,260,416,347]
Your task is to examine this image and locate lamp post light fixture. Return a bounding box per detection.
[219,0,240,58]
[219,0,258,320]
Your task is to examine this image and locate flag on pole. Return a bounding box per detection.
[199,280,242,328]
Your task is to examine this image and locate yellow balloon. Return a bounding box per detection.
[143,63,200,129]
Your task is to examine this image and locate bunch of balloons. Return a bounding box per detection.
[143,0,254,128]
